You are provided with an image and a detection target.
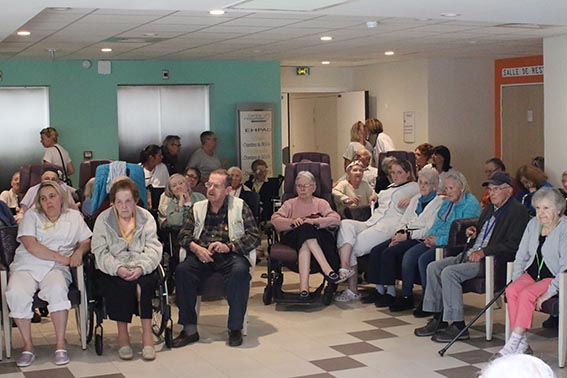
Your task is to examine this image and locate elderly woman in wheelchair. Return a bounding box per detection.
[6,181,92,367]
[92,178,162,361]
[271,171,341,299]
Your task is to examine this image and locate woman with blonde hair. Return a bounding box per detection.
[343,121,373,170]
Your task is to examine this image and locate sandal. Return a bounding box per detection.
[16,351,35,367]
[323,271,340,284]
[299,290,310,299]
[118,345,134,360]
[54,349,70,365]
[338,268,356,283]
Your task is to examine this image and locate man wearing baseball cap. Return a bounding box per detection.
[414,171,530,343]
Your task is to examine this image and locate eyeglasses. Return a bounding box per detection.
[295,183,314,190]
[205,182,225,190]
[172,143,181,147]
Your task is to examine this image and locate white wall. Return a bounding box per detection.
[427,58,494,197]
[544,34,567,187]
[352,59,430,153]
[281,66,354,93]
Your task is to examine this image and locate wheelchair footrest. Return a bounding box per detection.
[274,291,320,304]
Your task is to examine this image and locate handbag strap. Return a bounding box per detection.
[53,145,69,180]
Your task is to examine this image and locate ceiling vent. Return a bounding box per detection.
[104,37,169,44]
[494,23,549,30]
[227,0,350,12]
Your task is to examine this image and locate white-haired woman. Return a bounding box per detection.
[271,171,341,299]
[494,188,567,359]
[332,160,378,218]
[364,167,443,306]
[6,181,92,367]
[336,159,419,302]
[158,173,206,228]
[389,170,481,313]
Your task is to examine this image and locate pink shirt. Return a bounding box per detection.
[271,197,340,231]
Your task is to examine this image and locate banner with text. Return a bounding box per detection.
[238,108,273,175]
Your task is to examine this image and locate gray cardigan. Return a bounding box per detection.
[92,206,163,276]
[513,215,567,296]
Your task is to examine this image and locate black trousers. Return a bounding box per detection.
[366,239,420,285]
[99,271,156,323]
[175,253,251,331]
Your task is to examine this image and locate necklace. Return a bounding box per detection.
[43,214,60,230]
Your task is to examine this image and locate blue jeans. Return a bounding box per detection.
[418,247,437,292]
[401,242,435,296]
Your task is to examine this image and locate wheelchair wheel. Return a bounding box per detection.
[95,325,103,355]
[322,284,335,306]
[262,286,273,305]
[86,302,95,344]
[151,266,168,337]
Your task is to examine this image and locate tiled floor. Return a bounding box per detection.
[1,261,566,378]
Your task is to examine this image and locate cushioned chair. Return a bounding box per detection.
[377,151,416,172]
[78,159,112,197]
[505,263,567,367]
[0,226,88,358]
[263,161,338,305]
[292,152,331,164]
[18,164,64,198]
[434,217,506,341]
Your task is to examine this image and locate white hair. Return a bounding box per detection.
[481,355,555,378]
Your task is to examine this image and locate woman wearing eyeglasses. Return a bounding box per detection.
[271,171,341,299]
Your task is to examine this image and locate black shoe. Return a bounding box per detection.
[172,330,200,348]
[413,302,433,318]
[299,290,310,300]
[361,291,382,304]
[543,315,559,330]
[228,330,243,347]
[431,324,469,343]
[323,271,340,284]
[389,296,414,312]
[414,318,448,337]
[375,294,395,308]
[32,311,41,323]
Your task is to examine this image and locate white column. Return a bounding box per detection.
[544,35,567,185]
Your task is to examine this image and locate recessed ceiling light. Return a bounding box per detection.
[321,61,330,65]
[143,33,158,37]
[209,9,225,15]
[366,21,378,28]
[384,51,394,56]
[440,12,460,17]
[320,36,333,41]
[101,48,112,52]
[48,7,72,11]
[17,30,31,36]
[415,18,431,21]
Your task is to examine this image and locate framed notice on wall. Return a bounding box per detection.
[403,111,416,144]
[237,103,273,175]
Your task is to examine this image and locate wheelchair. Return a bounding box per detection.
[83,252,173,355]
[263,158,338,306]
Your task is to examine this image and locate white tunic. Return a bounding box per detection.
[10,208,92,281]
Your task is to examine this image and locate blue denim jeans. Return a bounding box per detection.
[401,242,435,296]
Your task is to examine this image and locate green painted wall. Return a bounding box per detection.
[0,59,282,180]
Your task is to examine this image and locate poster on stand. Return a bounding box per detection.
[237,103,273,175]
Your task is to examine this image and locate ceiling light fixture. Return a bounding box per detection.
[143,33,158,37]
[209,9,225,15]
[320,36,333,41]
[366,21,378,28]
[440,12,460,17]
[101,48,113,52]
[321,61,330,65]
[384,51,394,56]
[17,30,31,36]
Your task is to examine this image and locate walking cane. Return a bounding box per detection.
[438,280,511,356]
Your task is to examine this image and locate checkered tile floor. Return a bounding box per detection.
[1,259,566,378]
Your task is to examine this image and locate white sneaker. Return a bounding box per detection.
[335,289,361,302]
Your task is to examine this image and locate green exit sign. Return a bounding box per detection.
[296,67,310,76]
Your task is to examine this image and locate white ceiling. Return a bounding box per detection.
[1,0,567,66]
